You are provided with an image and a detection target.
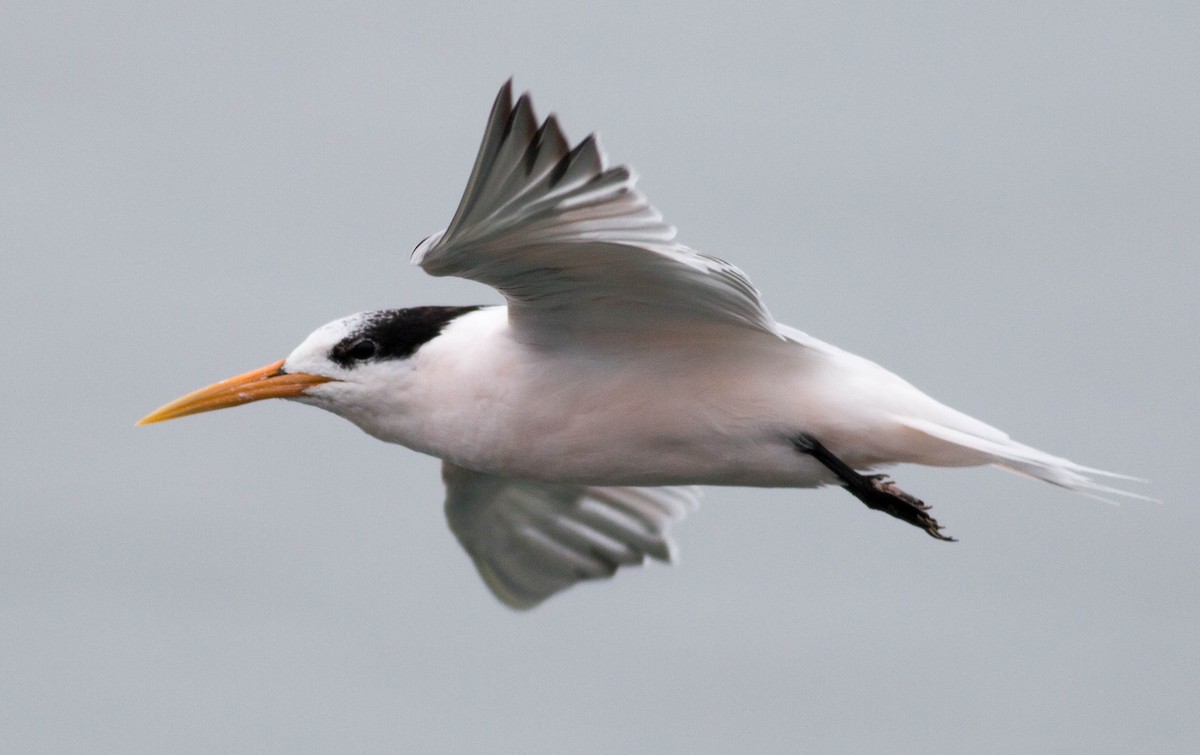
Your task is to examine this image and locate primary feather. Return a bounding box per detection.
[412,80,779,342]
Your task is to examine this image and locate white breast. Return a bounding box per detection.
[367,308,833,487]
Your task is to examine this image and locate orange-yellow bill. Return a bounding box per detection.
[137,359,333,425]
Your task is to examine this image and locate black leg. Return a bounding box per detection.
[794,434,955,541]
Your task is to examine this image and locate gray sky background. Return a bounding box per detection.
[3,2,1197,753]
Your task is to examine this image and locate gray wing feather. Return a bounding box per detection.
[413,81,780,341]
[442,461,699,610]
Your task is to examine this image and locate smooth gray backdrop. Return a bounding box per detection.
[3,2,1196,753]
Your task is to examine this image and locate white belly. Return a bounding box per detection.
[342,308,994,487]
[394,330,854,487]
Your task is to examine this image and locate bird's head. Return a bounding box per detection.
[137,306,481,430]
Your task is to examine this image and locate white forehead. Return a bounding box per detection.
[282,312,367,372]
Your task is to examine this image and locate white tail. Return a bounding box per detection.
[895,416,1154,504]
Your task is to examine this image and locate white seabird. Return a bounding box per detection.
[139,81,1143,609]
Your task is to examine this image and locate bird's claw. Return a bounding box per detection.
[794,434,955,541]
[856,475,955,542]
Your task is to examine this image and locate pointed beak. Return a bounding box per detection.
[136,359,334,426]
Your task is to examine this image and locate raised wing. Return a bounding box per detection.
[412,81,780,342]
[441,461,699,609]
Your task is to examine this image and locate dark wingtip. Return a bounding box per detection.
[492,79,514,120]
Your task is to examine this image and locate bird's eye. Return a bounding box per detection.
[346,339,377,361]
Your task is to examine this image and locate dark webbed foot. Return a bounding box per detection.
[793,434,956,542]
[858,474,955,541]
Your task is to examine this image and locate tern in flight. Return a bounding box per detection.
[140,81,1142,609]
